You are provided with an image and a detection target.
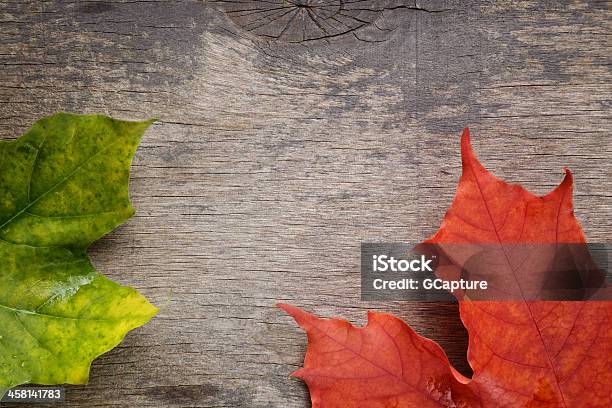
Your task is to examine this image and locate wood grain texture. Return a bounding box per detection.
[0,1,610,407]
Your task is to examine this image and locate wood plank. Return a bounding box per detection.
[0,1,609,406]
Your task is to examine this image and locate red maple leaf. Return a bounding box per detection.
[280,129,611,407]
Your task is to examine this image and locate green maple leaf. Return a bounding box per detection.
[0,113,158,396]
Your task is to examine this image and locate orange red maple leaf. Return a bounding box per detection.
[280,129,611,407]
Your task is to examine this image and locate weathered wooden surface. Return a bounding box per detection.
[0,1,610,407]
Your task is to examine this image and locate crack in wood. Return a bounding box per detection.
[212,0,447,43]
